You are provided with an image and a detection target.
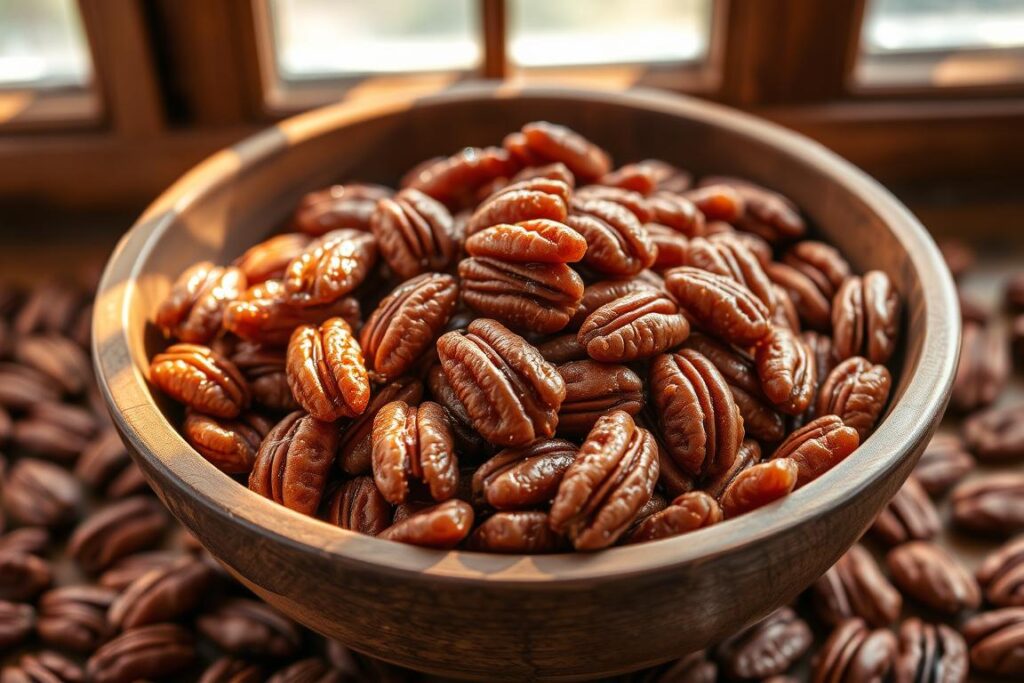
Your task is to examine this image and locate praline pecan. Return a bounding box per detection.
[372,400,457,504]
[230,342,297,412]
[337,376,423,475]
[566,197,656,276]
[183,411,272,474]
[360,273,458,381]
[472,438,577,510]
[13,333,93,395]
[702,438,760,500]
[665,267,771,346]
[952,322,1011,412]
[721,458,798,517]
[436,319,565,446]
[769,414,859,487]
[977,536,1024,607]
[233,232,312,284]
[626,491,722,544]
[646,192,705,237]
[766,261,832,332]
[960,608,1024,676]
[556,360,643,436]
[149,343,250,418]
[812,618,897,683]
[154,262,245,344]
[224,279,360,347]
[887,541,981,614]
[68,497,167,573]
[465,218,586,263]
[108,555,216,631]
[377,499,474,549]
[291,183,392,235]
[405,146,519,208]
[698,176,805,242]
[283,228,377,305]
[325,476,392,536]
[569,276,661,329]
[467,511,563,553]
[832,270,901,364]
[649,350,743,479]
[682,184,745,223]
[466,178,571,236]
[577,290,690,362]
[812,543,902,627]
[549,410,659,550]
[683,234,774,311]
[286,318,369,422]
[37,585,116,652]
[0,600,34,650]
[716,607,812,681]
[0,551,52,601]
[755,326,817,416]
[816,356,892,439]
[370,188,456,279]
[86,623,196,683]
[951,473,1024,536]
[248,411,338,516]
[4,458,82,528]
[871,476,941,546]
[895,618,968,683]
[459,257,584,334]
[517,121,611,182]
[914,432,975,496]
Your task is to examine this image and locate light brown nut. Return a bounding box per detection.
[459,257,584,334]
[683,184,744,223]
[566,197,657,276]
[702,439,761,500]
[626,491,722,544]
[647,192,705,237]
[325,476,392,536]
[377,499,474,549]
[465,219,586,263]
[575,185,652,222]
[951,323,1011,413]
[37,584,116,652]
[465,179,571,236]
[233,232,312,284]
[467,511,564,554]
[519,121,612,182]
[248,411,338,516]
[721,458,799,517]
[698,176,805,243]
[665,267,771,346]
[472,438,577,510]
[286,318,369,422]
[766,261,832,332]
[85,623,196,683]
[556,360,644,436]
[832,270,901,364]
[578,290,690,362]
[371,400,457,505]
[816,356,892,439]
[755,326,818,416]
[769,414,860,487]
[182,411,272,475]
[149,344,250,419]
[283,228,377,306]
[405,146,519,208]
[569,276,662,329]
[154,262,246,344]
[68,497,167,573]
[370,188,456,279]
[536,333,588,364]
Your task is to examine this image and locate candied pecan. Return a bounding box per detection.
[566,197,656,276]
[549,411,659,550]
[361,273,458,381]
[197,598,300,658]
[86,623,196,683]
[468,177,571,235]
[626,491,721,544]
[472,438,577,510]
[68,497,167,573]
[108,555,216,631]
[699,176,805,242]
[0,600,34,650]
[914,432,975,496]
[517,121,611,182]
[702,439,760,500]
[224,279,360,346]
[372,400,457,504]
[802,330,835,385]
[465,218,586,263]
[871,476,941,546]
[951,322,1009,412]
[556,360,643,436]
[684,234,774,311]
[233,232,312,284]
[977,536,1024,607]
[283,228,377,305]
[578,290,689,362]
[149,343,249,418]
[650,350,743,479]
[371,188,457,278]
[645,222,690,269]
[459,257,584,334]
[436,319,565,446]
[467,511,563,553]
[782,240,850,301]
[424,365,489,460]
[291,183,392,235]
[569,276,661,329]
[961,608,1024,676]
[887,541,981,614]
[4,458,82,528]
[249,411,338,516]
[536,333,587,364]
[337,376,423,475]
[666,267,771,346]
[0,551,52,601]
[377,499,474,548]
[812,544,902,628]
[721,458,798,517]
[769,415,859,487]
[952,473,1024,536]
[816,356,891,439]
[895,618,968,683]
[37,585,116,652]
[755,326,817,416]
[153,262,245,344]
[682,184,744,223]
[183,411,271,474]
[230,342,297,412]
[510,161,576,188]
[766,261,832,332]
[13,333,92,395]
[325,476,392,536]
[576,185,651,222]
[405,146,518,208]
[812,618,897,683]
[771,282,802,331]
[832,270,901,363]
[646,192,705,237]
[286,318,369,422]
[716,607,813,680]
[963,403,1024,462]
[597,162,658,195]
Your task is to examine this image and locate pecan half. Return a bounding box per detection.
[566,197,657,276]
[812,618,897,683]
[951,473,1024,536]
[698,176,805,243]
[626,491,722,544]
[283,228,377,305]
[647,191,705,237]
[721,458,798,517]
[248,411,338,515]
[951,322,1009,413]
[684,234,774,311]
[895,618,968,683]
[465,218,586,263]
[569,276,662,329]
[977,536,1024,607]
[291,183,392,235]
[223,279,360,347]
[769,414,859,487]
[871,476,941,546]
[233,232,312,284]
[887,541,981,614]
[832,270,901,364]
[325,476,392,536]
[472,438,577,510]
[108,555,216,630]
[914,432,975,496]
[816,356,892,439]
[337,376,423,475]
[766,261,832,332]
[556,360,644,436]
[286,318,369,422]
[182,411,271,475]
[4,457,82,528]
[405,146,518,208]
[466,179,571,236]
[37,585,116,651]
[577,290,689,363]
[149,343,249,419]
[961,608,1024,677]
[518,121,611,182]
[370,188,456,278]
[467,511,564,553]
[154,262,246,344]
[377,499,474,549]
[963,404,1024,462]
[85,623,196,683]
[812,544,902,627]
[68,497,167,573]
[459,257,584,334]
[666,267,771,346]
[371,400,457,504]
[755,325,818,416]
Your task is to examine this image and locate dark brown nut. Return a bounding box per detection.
[1006,272,1024,310]
[437,318,565,446]
[626,491,722,544]
[566,197,657,276]
[536,333,588,364]
[286,318,369,422]
[871,476,941,546]
[755,326,818,416]
[0,551,52,601]
[782,240,851,303]
[812,544,902,628]
[549,411,659,550]
[0,363,61,410]
[85,623,195,683]
[569,276,662,329]
[952,473,1024,536]
[578,290,690,363]
[267,658,342,683]
[283,228,377,305]
[97,551,180,591]
[702,439,760,500]
[338,376,423,475]
[765,261,832,332]
[895,618,968,683]
[771,282,802,331]
[183,411,272,474]
[698,176,805,243]
[466,178,571,236]
[812,618,897,683]
[832,270,901,364]
[68,497,167,573]
[963,404,1024,462]
[4,458,82,528]
[467,511,564,553]
[977,536,1024,608]
[951,322,1009,412]
[684,234,775,311]
[13,334,92,395]
[0,600,34,650]
[887,541,981,614]
[153,263,245,344]
[150,343,250,418]
[650,350,743,479]
[249,411,338,516]
[406,146,518,208]
[961,607,1024,676]
[199,656,263,683]
[576,185,652,222]
[37,585,116,652]
[14,280,82,336]
[770,414,860,487]
[597,163,658,195]
[665,267,771,346]
[652,650,717,683]
[224,279,361,346]
[230,342,298,412]
[198,598,301,658]
[425,364,490,461]
[291,183,392,235]
[472,439,577,510]
[1012,315,1024,366]
[465,218,587,263]
[913,432,975,496]
[0,527,50,556]
[716,607,812,680]
[325,476,392,536]
[378,499,474,548]
[11,401,97,462]
[816,356,892,439]
[108,555,215,631]
[0,405,9,443]
[646,192,705,238]
[802,330,836,387]
[372,400,457,505]
[518,121,611,182]
[721,458,798,517]
[370,188,456,279]
[360,273,458,381]
[233,232,313,284]
[556,360,643,436]
[75,429,139,497]
[459,257,584,334]
[2,651,84,683]
[645,222,690,269]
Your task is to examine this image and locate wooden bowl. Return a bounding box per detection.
[93,84,959,681]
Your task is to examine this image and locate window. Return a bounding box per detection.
[0,0,92,89]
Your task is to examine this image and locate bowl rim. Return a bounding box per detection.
[93,83,959,586]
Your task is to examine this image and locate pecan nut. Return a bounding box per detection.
[149,344,250,419]
[769,414,859,487]
[556,360,644,436]
[472,438,577,510]
[887,541,981,614]
[466,179,571,236]
[459,257,584,334]
[467,511,564,554]
[578,290,690,362]
[370,188,456,278]
[666,267,771,346]
[832,270,901,364]
[182,411,271,474]
[283,228,377,305]
[154,262,246,344]
[248,411,338,516]
[286,318,369,422]
[566,197,657,276]
[816,356,892,439]
[224,279,360,346]
[325,476,392,536]
[291,183,391,235]
[720,458,799,517]
[812,543,902,627]
[755,326,818,416]
[626,491,722,544]
[377,499,474,549]
[465,218,586,263]
[372,400,458,504]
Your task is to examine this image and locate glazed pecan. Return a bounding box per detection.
[149,343,249,419]
[769,414,859,487]
[233,232,312,284]
[766,261,832,332]
[436,319,565,446]
[963,404,1024,463]
[702,438,760,500]
[802,329,836,385]
[556,360,643,436]
[465,218,586,263]
[782,240,850,301]
[626,491,722,544]
[4,458,82,528]
[771,282,803,331]
[569,276,661,329]
[887,541,981,614]
[517,121,611,182]
[370,188,457,279]
[645,222,690,269]
[832,270,901,364]
[196,598,300,658]
[37,585,116,651]
[291,183,392,235]
[337,376,423,475]
[812,544,902,628]
[951,473,1024,536]
[154,262,245,344]
[223,279,360,347]
[425,365,490,460]
[665,267,771,346]
[895,618,968,683]
[472,438,577,510]
[914,432,975,496]
[755,326,818,416]
[566,197,657,276]
[325,476,392,536]
[405,146,518,208]
[684,234,774,311]
[720,458,799,517]
[682,184,744,223]
[961,608,1024,677]
[230,342,297,412]
[597,162,659,195]
[360,273,458,381]
[371,400,457,504]
[509,161,576,187]
[467,511,564,553]
[286,318,369,422]
[951,322,1009,412]
[108,555,216,630]
[650,350,743,479]
[283,228,377,305]
[466,178,571,236]
[536,333,588,364]
[716,607,813,681]
[977,536,1024,607]
[698,176,805,243]
[13,333,92,395]
[646,192,705,238]
[871,476,941,546]
[183,411,272,474]
[85,623,196,683]
[248,411,338,516]
[577,290,690,362]
[459,257,584,334]
[67,497,167,573]
[816,356,892,439]
[576,185,651,222]
[377,499,474,549]
[549,411,659,550]
[812,618,897,683]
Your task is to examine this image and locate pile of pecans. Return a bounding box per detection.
[147,120,903,553]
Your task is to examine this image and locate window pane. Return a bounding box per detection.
[862,0,1024,53]
[509,0,713,68]
[0,0,92,88]
[268,0,480,81]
